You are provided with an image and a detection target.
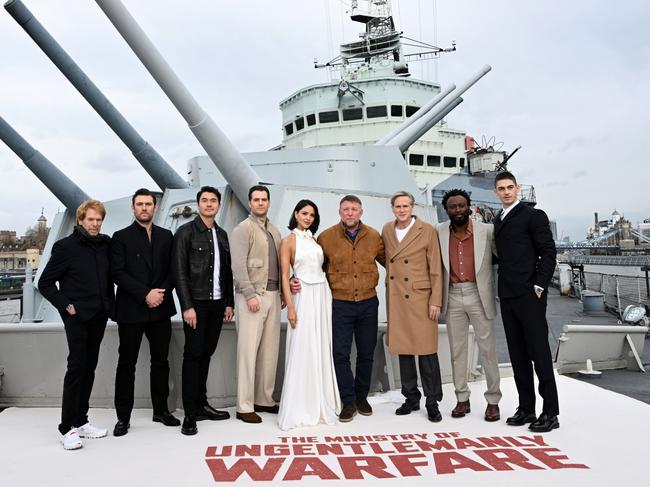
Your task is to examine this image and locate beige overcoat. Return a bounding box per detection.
[382,217,443,355]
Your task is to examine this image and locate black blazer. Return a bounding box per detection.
[111,221,177,324]
[494,203,556,299]
[38,227,115,321]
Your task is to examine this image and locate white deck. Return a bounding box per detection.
[0,375,645,486]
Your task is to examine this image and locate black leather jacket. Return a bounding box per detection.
[172,216,234,311]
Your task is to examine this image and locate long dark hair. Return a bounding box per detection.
[288,199,320,233]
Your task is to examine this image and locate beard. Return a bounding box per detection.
[450,212,470,227]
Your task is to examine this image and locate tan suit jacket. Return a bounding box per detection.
[437,220,497,320]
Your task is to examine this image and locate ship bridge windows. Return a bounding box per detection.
[284,123,294,136]
[295,117,305,131]
[319,110,340,124]
[405,105,419,117]
[366,105,388,118]
[443,156,457,168]
[391,105,403,117]
[306,114,316,126]
[408,153,424,166]
[342,108,363,121]
[427,155,441,167]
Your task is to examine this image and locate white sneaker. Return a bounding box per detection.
[76,422,108,439]
[61,429,83,450]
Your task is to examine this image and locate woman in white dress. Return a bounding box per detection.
[278,200,341,430]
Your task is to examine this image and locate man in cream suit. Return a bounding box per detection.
[437,189,502,422]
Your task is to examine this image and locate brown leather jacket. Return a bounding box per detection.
[317,222,385,301]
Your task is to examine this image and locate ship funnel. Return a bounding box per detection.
[377,65,491,150]
[4,0,187,191]
[392,97,464,154]
[375,84,456,145]
[95,0,260,207]
[0,115,91,210]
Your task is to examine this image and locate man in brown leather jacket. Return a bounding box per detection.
[317,195,385,422]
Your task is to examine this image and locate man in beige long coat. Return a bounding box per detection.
[437,189,501,422]
[231,185,283,424]
[382,191,444,422]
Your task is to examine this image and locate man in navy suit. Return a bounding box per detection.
[111,188,180,437]
[493,171,559,432]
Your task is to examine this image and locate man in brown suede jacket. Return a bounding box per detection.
[317,195,385,422]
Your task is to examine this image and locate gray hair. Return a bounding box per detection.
[390,191,415,207]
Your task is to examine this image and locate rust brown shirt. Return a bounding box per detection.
[449,219,476,283]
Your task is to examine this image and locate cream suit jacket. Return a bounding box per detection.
[436,220,497,320]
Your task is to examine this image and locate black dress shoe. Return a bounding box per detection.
[395,400,420,416]
[528,413,559,432]
[181,417,198,436]
[427,404,442,423]
[195,405,230,421]
[506,408,537,426]
[356,398,373,416]
[152,411,181,427]
[254,404,279,414]
[113,420,130,437]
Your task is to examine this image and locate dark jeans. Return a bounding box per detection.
[500,291,559,415]
[399,353,443,407]
[332,296,378,405]
[114,319,172,421]
[182,299,225,416]
[59,311,107,435]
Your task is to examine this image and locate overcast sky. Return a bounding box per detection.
[1,0,648,240]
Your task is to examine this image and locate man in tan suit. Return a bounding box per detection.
[382,191,444,422]
[437,188,501,422]
[231,185,283,424]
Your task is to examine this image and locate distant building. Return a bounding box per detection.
[0,213,48,271]
[639,219,650,239]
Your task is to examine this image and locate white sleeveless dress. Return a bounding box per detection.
[277,229,341,430]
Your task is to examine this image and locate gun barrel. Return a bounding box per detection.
[0,115,91,210]
[5,0,187,190]
[95,0,260,207]
[392,97,464,154]
[375,83,456,145]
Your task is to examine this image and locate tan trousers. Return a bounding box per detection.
[446,282,502,404]
[235,291,281,413]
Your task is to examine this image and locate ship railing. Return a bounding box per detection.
[555,269,650,315]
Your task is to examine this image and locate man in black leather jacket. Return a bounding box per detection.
[38,199,114,450]
[172,186,234,435]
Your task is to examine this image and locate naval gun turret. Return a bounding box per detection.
[5,0,187,191]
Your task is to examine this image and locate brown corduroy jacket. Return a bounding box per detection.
[317,222,385,301]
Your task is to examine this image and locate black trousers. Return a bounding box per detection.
[59,311,107,435]
[182,299,225,416]
[500,291,559,415]
[332,296,378,405]
[399,353,443,407]
[114,318,172,421]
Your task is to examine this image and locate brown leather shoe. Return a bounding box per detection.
[236,411,262,424]
[356,398,373,416]
[254,404,279,414]
[485,404,500,422]
[451,400,471,418]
